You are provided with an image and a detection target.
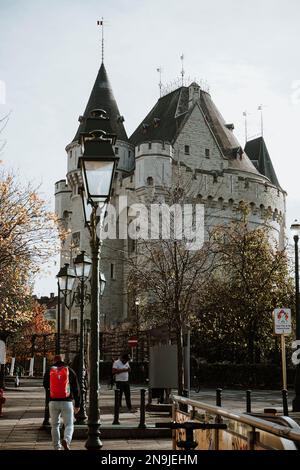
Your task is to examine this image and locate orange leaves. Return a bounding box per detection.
[0,169,61,334]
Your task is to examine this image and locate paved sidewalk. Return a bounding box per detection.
[0,378,172,450]
[0,378,295,450]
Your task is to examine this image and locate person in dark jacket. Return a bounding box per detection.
[43,354,81,450]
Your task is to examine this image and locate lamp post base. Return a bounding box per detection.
[85,423,102,450]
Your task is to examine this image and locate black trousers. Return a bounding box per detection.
[116,381,132,410]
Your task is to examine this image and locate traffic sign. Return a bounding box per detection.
[128,337,138,347]
[274,308,292,335]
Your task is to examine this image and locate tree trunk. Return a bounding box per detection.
[247,332,255,364]
[176,328,184,396]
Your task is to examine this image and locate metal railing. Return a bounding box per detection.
[172,395,300,450]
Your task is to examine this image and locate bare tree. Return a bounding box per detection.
[128,169,217,395]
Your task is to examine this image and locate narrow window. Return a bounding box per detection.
[147,176,154,186]
[115,147,119,155]
[184,145,190,155]
[205,148,210,158]
[111,263,115,280]
[129,151,131,158]
[71,319,78,333]
[148,142,152,150]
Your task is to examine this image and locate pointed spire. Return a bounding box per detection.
[73,62,128,143]
[245,136,281,188]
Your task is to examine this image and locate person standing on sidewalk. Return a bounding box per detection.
[43,354,81,450]
[112,353,134,411]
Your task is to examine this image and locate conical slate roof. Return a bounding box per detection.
[73,63,128,143]
[245,137,280,188]
[130,85,260,176]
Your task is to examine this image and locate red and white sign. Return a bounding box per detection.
[274,308,292,335]
[128,337,138,347]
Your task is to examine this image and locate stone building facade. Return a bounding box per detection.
[55,62,286,333]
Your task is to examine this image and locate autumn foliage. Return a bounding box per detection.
[0,169,61,334]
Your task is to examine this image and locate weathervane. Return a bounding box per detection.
[243,111,248,144]
[258,104,264,137]
[97,18,104,63]
[180,53,185,86]
[156,67,163,97]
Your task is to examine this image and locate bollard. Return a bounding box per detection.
[138,388,146,429]
[216,388,222,407]
[112,389,120,425]
[282,389,289,416]
[246,390,252,413]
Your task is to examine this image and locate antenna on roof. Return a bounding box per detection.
[97,18,104,63]
[156,67,163,97]
[258,104,264,137]
[243,111,248,145]
[180,53,185,86]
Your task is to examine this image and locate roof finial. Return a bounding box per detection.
[243,111,248,145]
[97,18,104,63]
[180,53,185,86]
[258,104,264,137]
[156,67,163,97]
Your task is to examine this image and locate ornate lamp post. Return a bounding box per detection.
[73,251,92,423]
[291,220,300,411]
[78,128,118,450]
[56,264,76,354]
[135,298,140,363]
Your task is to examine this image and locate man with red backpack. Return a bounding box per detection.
[43,354,81,450]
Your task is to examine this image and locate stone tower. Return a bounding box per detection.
[56,67,286,332]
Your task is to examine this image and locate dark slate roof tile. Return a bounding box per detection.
[245,137,281,188]
[73,63,128,143]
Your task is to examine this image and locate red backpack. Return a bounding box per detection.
[50,365,70,399]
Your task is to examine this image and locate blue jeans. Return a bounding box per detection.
[49,401,74,450]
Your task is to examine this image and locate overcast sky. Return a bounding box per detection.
[1,0,300,296]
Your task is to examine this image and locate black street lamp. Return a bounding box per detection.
[78,127,118,451]
[73,251,92,424]
[291,220,300,411]
[135,298,140,363]
[56,263,76,354]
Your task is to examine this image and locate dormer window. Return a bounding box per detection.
[153,117,160,128]
[142,123,149,134]
[184,145,190,155]
[90,108,109,120]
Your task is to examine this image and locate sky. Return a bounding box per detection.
[0,0,300,296]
